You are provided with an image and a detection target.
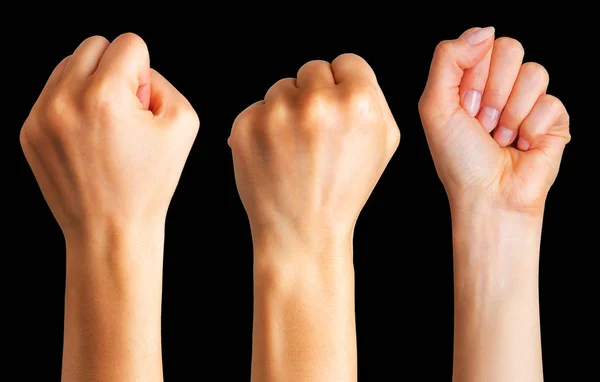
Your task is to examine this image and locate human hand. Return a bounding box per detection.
[20,33,200,241]
[418,27,570,216]
[228,54,400,251]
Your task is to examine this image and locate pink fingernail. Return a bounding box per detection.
[462,90,482,117]
[463,27,495,45]
[480,107,499,132]
[517,137,530,151]
[494,125,514,147]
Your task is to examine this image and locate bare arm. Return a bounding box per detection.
[228,54,399,382]
[62,224,165,381]
[451,203,543,381]
[418,26,570,382]
[19,33,199,381]
[251,234,356,381]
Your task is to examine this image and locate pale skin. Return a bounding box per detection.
[20,33,199,381]
[419,26,570,382]
[229,54,400,381]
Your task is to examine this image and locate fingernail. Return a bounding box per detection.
[479,107,500,132]
[494,125,514,147]
[462,90,482,117]
[517,137,530,151]
[463,26,495,45]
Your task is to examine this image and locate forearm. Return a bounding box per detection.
[451,200,544,382]
[62,222,165,382]
[251,231,357,382]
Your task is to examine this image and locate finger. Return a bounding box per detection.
[419,27,495,122]
[93,33,151,101]
[38,55,71,101]
[264,78,297,102]
[228,100,265,148]
[478,37,525,133]
[62,36,110,79]
[330,53,377,84]
[296,60,335,89]
[148,69,199,130]
[458,27,494,117]
[516,94,569,152]
[493,62,549,147]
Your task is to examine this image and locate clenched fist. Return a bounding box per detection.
[229,54,400,247]
[419,27,570,215]
[20,33,199,239]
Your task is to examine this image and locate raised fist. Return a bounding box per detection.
[418,27,570,215]
[20,33,199,239]
[229,54,399,250]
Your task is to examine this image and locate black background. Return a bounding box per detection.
[6,11,595,381]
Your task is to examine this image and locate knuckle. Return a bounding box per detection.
[332,53,364,66]
[227,125,245,150]
[228,116,246,149]
[417,93,428,114]
[389,126,401,148]
[181,102,200,130]
[82,78,116,114]
[45,92,74,130]
[485,87,508,100]
[521,62,549,85]
[544,94,562,110]
[504,109,527,124]
[343,83,378,122]
[114,32,147,51]
[170,101,198,126]
[296,89,333,123]
[494,37,524,57]
[544,94,567,119]
[84,35,110,46]
[265,97,291,124]
[434,40,454,60]
[300,59,329,72]
[19,124,31,150]
[266,78,295,99]
[233,106,257,131]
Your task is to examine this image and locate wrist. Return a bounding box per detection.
[450,197,543,301]
[250,223,357,382]
[65,217,165,296]
[62,219,165,381]
[251,222,355,304]
[251,222,354,271]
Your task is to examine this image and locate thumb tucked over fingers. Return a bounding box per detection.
[419,27,495,122]
[136,65,151,110]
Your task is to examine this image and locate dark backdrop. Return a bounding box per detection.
[6,12,595,381]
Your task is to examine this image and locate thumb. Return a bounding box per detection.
[419,27,495,122]
[148,69,199,130]
[136,65,151,110]
[93,33,151,109]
